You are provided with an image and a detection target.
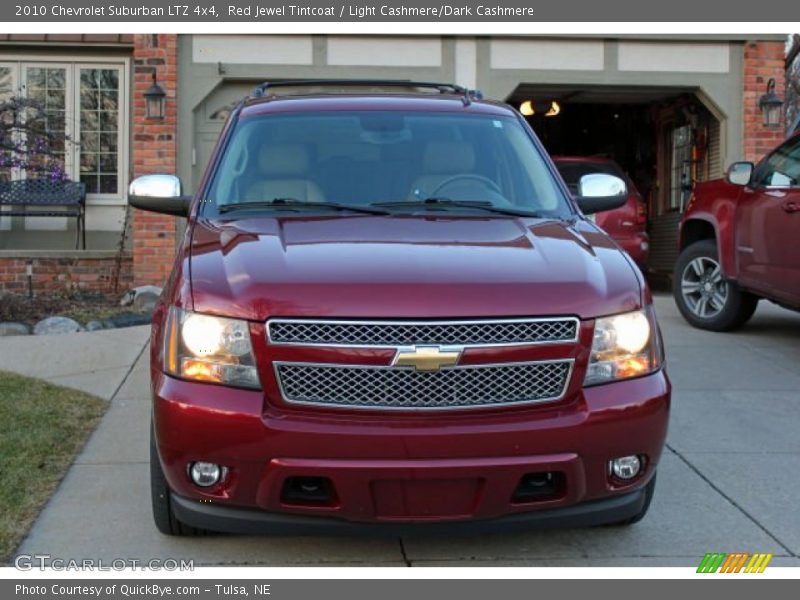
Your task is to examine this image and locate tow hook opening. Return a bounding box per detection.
[281,476,337,506]
[511,471,565,503]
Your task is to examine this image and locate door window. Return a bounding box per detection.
[753,136,800,189]
[0,59,127,203]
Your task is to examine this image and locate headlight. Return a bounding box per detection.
[584,306,663,386]
[163,307,261,389]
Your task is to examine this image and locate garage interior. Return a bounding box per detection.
[506,84,723,275]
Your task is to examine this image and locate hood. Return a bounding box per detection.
[188,215,642,321]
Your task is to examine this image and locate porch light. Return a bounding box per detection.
[758,78,783,127]
[144,72,166,120]
[545,101,561,117]
[519,100,534,116]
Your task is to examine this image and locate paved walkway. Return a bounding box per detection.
[6,295,800,567]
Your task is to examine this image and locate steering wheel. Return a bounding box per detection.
[430,174,503,197]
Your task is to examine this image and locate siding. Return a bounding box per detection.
[649,212,683,273]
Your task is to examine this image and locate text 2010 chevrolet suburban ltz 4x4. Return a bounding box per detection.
[129,81,670,535]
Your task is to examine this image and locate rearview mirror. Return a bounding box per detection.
[726,162,754,186]
[129,174,192,217]
[575,173,628,215]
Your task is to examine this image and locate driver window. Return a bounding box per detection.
[755,136,800,188]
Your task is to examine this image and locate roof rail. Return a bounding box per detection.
[251,79,483,105]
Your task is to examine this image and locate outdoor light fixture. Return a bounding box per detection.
[545,101,561,117]
[518,100,561,117]
[758,78,783,127]
[144,72,167,120]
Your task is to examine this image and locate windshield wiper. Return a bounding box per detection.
[372,197,545,218]
[218,198,390,215]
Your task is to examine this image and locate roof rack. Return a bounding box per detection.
[251,79,483,105]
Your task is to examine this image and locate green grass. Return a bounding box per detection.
[0,371,106,562]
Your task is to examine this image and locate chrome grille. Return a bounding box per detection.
[268,318,579,347]
[275,360,573,410]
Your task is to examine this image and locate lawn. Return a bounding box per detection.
[0,370,106,562]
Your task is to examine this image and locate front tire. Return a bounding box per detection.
[673,240,757,331]
[150,421,206,536]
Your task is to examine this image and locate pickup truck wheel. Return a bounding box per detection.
[150,422,206,536]
[674,240,758,331]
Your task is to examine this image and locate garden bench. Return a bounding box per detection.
[0,179,86,249]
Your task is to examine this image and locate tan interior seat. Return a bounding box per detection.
[408,141,476,199]
[245,143,324,202]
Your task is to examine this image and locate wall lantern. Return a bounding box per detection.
[144,72,166,120]
[758,78,783,127]
[518,100,561,117]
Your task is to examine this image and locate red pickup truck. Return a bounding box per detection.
[675,131,800,330]
[129,80,669,536]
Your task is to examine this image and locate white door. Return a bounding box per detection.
[21,63,73,231]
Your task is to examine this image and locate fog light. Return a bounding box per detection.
[189,462,224,487]
[610,455,642,480]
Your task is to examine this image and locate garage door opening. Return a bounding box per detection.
[506,85,723,273]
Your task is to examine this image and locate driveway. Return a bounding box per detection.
[11,295,800,567]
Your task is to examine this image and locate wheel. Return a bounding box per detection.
[150,421,206,536]
[673,240,758,331]
[612,474,657,526]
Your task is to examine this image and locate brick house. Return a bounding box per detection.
[0,34,791,294]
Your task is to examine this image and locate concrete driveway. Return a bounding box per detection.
[10,295,800,567]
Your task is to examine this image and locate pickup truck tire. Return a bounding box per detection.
[150,421,206,536]
[674,240,758,331]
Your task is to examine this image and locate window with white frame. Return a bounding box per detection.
[0,58,128,204]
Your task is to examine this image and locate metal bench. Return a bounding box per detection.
[0,179,87,249]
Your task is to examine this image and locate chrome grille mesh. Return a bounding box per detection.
[275,361,572,410]
[268,318,578,347]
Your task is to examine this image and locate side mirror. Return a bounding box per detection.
[726,162,754,186]
[128,174,192,217]
[575,173,628,215]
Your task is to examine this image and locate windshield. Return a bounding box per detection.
[203,110,571,217]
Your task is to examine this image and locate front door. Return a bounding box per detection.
[736,135,800,304]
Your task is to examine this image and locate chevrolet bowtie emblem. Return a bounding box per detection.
[392,346,462,371]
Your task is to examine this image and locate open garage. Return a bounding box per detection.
[506,83,725,273]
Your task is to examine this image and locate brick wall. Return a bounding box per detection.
[0,255,132,295]
[132,34,178,286]
[743,40,787,163]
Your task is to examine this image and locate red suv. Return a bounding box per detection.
[553,157,649,269]
[130,81,670,536]
[675,131,800,330]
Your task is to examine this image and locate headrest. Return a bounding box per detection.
[422,142,476,174]
[258,143,310,176]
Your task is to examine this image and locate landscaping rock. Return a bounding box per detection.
[0,322,31,336]
[121,285,162,313]
[85,320,105,332]
[33,316,82,335]
[106,312,152,329]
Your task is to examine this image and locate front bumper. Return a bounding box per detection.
[153,368,670,530]
[171,483,651,536]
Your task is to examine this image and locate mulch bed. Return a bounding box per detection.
[0,292,126,328]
